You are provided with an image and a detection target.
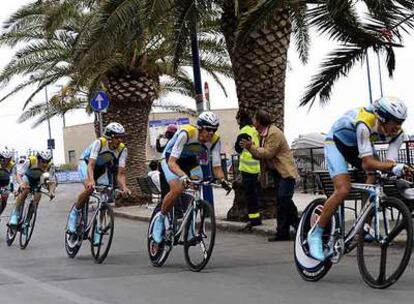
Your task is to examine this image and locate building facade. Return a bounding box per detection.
[63,109,239,164]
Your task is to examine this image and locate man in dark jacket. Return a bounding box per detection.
[240,110,299,241]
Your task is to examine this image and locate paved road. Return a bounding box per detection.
[0,184,413,304]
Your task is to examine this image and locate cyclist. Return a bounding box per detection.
[152,111,232,244]
[308,96,409,261]
[67,122,131,244]
[0,149,15,217]
[9,150,56,226]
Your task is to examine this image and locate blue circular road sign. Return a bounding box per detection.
[90,91,110,112]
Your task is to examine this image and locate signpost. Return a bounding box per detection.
[90,91,110,135]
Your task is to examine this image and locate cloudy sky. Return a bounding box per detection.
[1,1,414,164]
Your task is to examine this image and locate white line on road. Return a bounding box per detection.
[0,266,109,304]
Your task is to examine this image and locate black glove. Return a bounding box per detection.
[220,179,232,193]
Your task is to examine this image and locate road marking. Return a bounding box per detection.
[0,266,108,304]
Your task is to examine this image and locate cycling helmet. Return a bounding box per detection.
[37,150,52,162]
[104,122,125,139]
[373,97,407,123]
[196,111,219,129]
[0,149,13,159]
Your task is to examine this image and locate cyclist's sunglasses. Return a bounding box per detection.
[203,127,217,133]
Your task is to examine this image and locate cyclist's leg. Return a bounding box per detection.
[67,161,94,232]
[307,142,351,261]
[10,179,30,225]
[152,160,185,243]
[0,193,8,215]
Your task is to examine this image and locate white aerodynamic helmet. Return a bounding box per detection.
[373,96,407,123]
[104,122,126,138]
[37,150,52,161]
[196,111,219,129]
[0,149,13,159]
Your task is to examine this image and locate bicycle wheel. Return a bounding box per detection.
[183,200,216,272]
[64,204,84,258]
[294,198,334,282]
[147,208,170,267]
[19,203,37,249]
[90,204,114,264]
[357,196,413,289]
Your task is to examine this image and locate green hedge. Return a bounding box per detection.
[56,163,78,172]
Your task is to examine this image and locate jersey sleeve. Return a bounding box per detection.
[118,148,128,168]
[211,139,222,167]
[17,160,30,176]
[89,139,101,160]
[356,123,374,158]
[170,131,189,159]
[386,132,404,161]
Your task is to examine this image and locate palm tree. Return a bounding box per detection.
[0,0,232,198]
[237,0,414,109]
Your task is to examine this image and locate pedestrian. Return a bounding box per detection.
[156,124,178,153]
[156,124,178,199]
[234,110,261,229]
[147,160,161,192]
[240,110,299,241]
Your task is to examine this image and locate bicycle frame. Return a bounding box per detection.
[340,183,380,249]
[81,187,112,238]
[167,182,213,245]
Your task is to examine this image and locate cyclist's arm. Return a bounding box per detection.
[87,140,101,183]
[357,124,395,172]
[87,159,97,183]
[168,156,188,178]
[168,131,188,177]
[47,164,57,193]
[386,132,404,161]
[117,148,128,191]
[117,167,128,191]
[211,140,225,180]
[16,160,29,186]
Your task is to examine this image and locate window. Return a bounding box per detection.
[68,150,76,163]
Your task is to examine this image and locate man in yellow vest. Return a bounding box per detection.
[235,111,261,229]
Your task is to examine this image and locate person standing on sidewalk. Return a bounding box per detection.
[240,110,299,241]
[234,111,261,229]
[156,124,178,200]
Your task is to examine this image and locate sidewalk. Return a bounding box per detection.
[114,189,324,236]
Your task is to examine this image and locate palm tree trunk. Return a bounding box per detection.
[221,3,291,129]
[97,68,158,204]
[221,2,292,221]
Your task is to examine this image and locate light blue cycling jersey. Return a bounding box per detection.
[161,124,221,183]
[162,125,221,166]
[325,105,404,177]
[326,105,403,158]
[80,137,127,168]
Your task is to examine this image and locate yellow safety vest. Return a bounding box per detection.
[238,125,260,174]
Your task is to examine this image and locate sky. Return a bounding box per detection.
[1,1,414,164]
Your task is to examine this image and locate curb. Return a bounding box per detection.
[113,210,275,236]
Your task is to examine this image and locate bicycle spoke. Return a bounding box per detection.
[385,221,406,243]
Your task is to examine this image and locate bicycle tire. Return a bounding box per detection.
[19,203,37,249]
[294,198,333,282]
[90,204,114,264]
[183,200,216,272]
[64,204,84,258]
[147,208,170,267]
[357,196,413,289]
